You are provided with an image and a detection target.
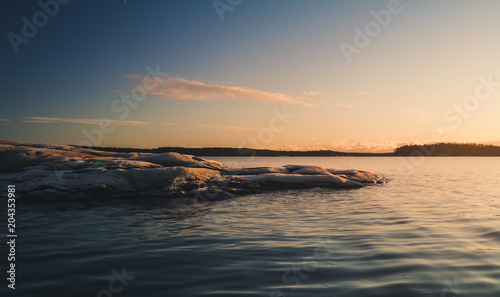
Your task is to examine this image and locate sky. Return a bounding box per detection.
[1,0,500,152]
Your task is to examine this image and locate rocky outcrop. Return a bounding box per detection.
[0,141,386,199]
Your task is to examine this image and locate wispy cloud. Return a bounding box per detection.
[329,139,399,153]
[0,119,10,125]
[274,140,400,153]
[24,116,149,126]
[126,75,314,107]
[141,122,183,130]
[196,124,257,132]
[297,91,358,108]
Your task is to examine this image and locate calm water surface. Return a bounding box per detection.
[3,157,500,296]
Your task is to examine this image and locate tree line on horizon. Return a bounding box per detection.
[78,146,389,156]
[79,142,500,157]
[394,143,500,156]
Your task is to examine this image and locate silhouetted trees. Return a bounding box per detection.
[394,143,500,156]
[78,142,500,157]
[78,146,391,157]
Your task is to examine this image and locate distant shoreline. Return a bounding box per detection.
[78,143,500,157]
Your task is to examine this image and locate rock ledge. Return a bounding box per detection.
[0,141,386,199]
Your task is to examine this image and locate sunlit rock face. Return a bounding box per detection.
[0,141,386,199]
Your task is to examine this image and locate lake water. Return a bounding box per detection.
[3,157,500,297]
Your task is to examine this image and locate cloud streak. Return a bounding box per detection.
[278,140,400,153]
[297,91,358,108]
[196,124,257,132]
[24,116,149,126]
[329,139,399,153]
[126,75,313,107]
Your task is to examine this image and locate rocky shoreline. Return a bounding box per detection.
[0,141,386,200]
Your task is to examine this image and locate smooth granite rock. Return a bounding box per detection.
[0,141,386,199]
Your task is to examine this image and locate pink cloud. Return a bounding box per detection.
[127,76,313,107]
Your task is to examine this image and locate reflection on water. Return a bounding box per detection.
[4,157,500,297]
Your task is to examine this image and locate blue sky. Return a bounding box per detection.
[1,0,500,152]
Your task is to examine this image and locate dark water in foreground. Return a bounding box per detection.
[1,157,499,297]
